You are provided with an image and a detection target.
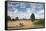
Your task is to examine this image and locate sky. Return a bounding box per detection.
[7,2,45,19]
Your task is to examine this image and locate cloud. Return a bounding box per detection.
[35,9,44,19]
[35,3,44,11]
[8,2,45,19]
[14,8,18,13]
[26,8,31,12]
[20,3,26,8]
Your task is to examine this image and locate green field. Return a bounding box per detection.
[32,19,45,28]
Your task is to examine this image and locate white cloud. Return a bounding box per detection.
[15,4,19,7]
[35,9,44,19]
[20,3,26,8]
[26,8,32,17]
[13,8,18,13]
[17,12,30,19]
[26,8,31,12]
[40,9,44,14]
[8,2,44,19]
[8,8,44,19]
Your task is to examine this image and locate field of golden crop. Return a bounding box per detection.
[7,20,32,30]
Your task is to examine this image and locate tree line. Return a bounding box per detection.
[7,13,35,21]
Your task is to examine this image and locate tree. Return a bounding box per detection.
[7,16,11,20]
[16,17,19,20]
[31,13,35,22]
[6,16,11,29]
[23,18,25,20]
[12,18,14,21]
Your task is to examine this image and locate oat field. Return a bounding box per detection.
[7,20,32,30]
